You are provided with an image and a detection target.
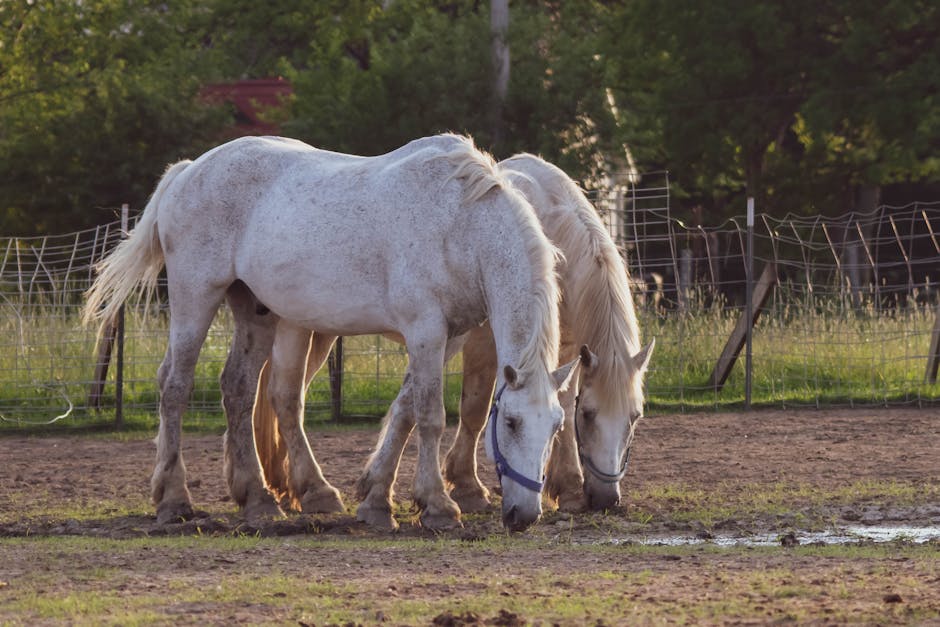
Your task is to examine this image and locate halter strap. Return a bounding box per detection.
[488,383,545,493]
[573,394,631,484]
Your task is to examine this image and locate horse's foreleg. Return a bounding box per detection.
[443,324,497,512]
[221,282,283,521]
[409,331,461,530]
[545,345,587,512]
[152,292,222,524]
[269,324,344,514]
[355,377,415,530]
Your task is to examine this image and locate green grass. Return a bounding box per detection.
[3,295,940,433]
[639,296,940,411]
[2,535,938,626]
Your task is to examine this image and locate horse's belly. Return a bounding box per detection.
[248,278,395,335]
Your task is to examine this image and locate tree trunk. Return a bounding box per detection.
[490,0,509,150]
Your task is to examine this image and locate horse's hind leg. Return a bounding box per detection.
[152,288,225,524]
[443,323,497,512]
[268,323,344,513]
[220,281,283,521]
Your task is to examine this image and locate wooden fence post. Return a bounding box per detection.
[925,301,940,384]
[708,262,777,392]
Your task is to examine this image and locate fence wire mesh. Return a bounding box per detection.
[2,181,939,427]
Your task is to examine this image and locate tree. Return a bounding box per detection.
[606,0,940,219]
[0,0,225,235]
[284,1,619,181]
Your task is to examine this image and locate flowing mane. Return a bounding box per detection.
[502,154,642,411]
[441,139,561,389]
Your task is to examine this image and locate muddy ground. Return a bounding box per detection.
[2,407,940,624]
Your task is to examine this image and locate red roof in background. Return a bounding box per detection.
[201,78,293,136]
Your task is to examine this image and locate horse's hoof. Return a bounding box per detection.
[555,492,589,514]
[449,485,492,513]
[156,500,195,525]
[356,504,399,530]
[301,487,345,514]
[243,500,285,522]
[420,510,463,530]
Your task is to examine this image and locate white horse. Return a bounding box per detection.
[84,134,577,531]
[251,153,653,517]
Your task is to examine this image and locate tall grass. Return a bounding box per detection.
[641,291,940,410]
[1,292,938,432]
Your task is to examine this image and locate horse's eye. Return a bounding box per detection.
[582,409,597,422]
[506,416,520,433]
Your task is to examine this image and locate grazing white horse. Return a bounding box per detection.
[251,153,653,518]
[84,134,577,531]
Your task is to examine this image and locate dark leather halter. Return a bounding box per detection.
[488,383,545,493]
[573,394,631,484]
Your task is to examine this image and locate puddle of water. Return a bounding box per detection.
[608,525,940,547]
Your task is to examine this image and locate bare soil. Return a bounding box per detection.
[2,407,940,624]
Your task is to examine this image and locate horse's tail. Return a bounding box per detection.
[252,360,298,510]
[82,160,191,336]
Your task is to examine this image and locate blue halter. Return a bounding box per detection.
[573,394,632,484]
[488,382,545,493]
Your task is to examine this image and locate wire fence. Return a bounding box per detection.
[2,177,940,428]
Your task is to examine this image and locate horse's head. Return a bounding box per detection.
[574,340,654,511]
[485,358,579,532]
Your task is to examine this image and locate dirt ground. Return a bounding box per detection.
[2,407,940,624]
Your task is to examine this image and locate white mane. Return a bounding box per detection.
[442,139,561,389]
[503,154,642,411]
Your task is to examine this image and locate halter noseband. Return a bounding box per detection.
[488,383,545,493]
[573,394,632,484]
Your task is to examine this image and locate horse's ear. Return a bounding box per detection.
[579,344,598,373]
[551,357,580,392]
[632,338,655,375]
[504,365,521,390]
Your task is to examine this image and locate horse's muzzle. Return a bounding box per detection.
[502,504,539,532]
[586,487,621,512]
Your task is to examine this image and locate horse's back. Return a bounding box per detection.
[152,134,498,335]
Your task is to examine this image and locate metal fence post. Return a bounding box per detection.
[115,204,128,429]
[745,197,755,409]
[328,337,344,421]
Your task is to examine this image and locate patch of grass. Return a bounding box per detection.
[639,301,940,411]
[2,536,938,626]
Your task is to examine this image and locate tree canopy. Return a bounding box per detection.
[0,0,937,235]
[605,0,940,217]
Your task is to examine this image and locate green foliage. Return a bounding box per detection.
[284,1,618,180]
[0,0,226,235]
[0,1,937,233]
[606,0,940,219]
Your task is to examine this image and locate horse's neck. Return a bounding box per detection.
[481,230,558,387]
